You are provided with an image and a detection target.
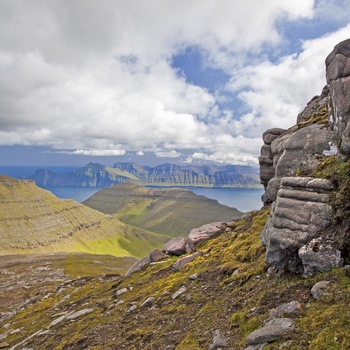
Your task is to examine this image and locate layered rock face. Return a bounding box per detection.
[261,177,336,275]
[259,38,350,276]
[326,38,350,157]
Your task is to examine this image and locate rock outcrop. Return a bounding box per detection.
[259,128,285,190]
[326,38,350,158]
[259,38,350,276]
[261,177,337,274]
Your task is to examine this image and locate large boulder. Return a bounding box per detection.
[162,237,188,256]
[187,222,227,251]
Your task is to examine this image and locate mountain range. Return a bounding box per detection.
[31,161,261,188]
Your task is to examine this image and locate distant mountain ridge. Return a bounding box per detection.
[31,161,261,188]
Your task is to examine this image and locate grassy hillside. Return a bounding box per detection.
[0,175,170,258]
[83,182,243,236]
[2,207,350,349]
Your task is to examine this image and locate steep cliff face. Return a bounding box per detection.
[31,162,261,188]
[32,162,138,187]
[259,38,350,276]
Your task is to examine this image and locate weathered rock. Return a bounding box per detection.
[246,318,295,345]
[171,286,186,300]
[261,177,334,274]
[296,86,329,124]
[187,222,227,250]
[326,38,350,158]
[259,128,285,191]
[273,124,336,178]
[310,281,331,299]
[162,237,188,256]
[124,256,151,277]
[268,301,302,320]
[115,287,129,298]
[265,177,281,202]
[140,296,156,308]
[209,329,228,349]
[149,248,168,262]
[65,308,94,320]
[172,251,203,271]
[262,128,286,145]
[0,342,9,349]
[299,238,343,277]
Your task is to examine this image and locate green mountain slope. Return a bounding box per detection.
[83,182,243,236]
[0,175,170,258]
[2,208,350,349]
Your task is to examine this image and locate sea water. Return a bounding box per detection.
[0,166,264,212]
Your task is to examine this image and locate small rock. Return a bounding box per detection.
[0,342,10,349]
[311,281,331,299]
[66,308,94,320]
[268,301,302,320]
[189,273,198,280]
[124,256,151,277]
[141,297,156,308]
[209,329,228,349]
[172,286,187,300]
[246,318,295,345]
[162,237,188,256]
[149,248,168,262]
[127,304,138,312]
[172,251,203,271]
[115,287,129,298]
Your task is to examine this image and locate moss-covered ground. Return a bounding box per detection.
[2,207,350,349]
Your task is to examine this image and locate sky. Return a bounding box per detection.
[0,0,350,167]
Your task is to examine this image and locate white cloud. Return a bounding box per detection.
[155,150,181,158]
[0,0,348,165]
[227,24,350,137]
[68,149,126,156]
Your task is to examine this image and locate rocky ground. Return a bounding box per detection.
[1,210,350,349]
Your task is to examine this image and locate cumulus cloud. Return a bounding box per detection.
[227,23,350,138]
[0,0,347,165]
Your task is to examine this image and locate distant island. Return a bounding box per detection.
[30,161,261,188]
